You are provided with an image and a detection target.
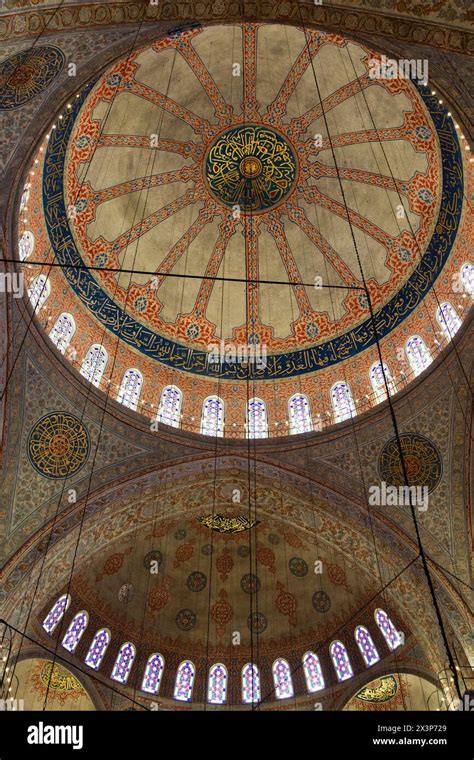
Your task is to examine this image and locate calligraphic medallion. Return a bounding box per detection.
[378,433,442,493]
[356,675,398,703]
[28,412,90,479]
[205,124,298,212]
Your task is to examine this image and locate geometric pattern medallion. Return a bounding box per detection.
[28,412,90,479]
[378,433,442,493]
[0,46,65,110]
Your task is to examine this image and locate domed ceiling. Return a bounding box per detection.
[19,22,471,434]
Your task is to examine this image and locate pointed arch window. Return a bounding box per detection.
[157,384,182,427]
[42,594,71,635]
[61,611,88,653]
[80,344,108,387]
[208,663,227,704]
[174,660,195,702]
[289,393,313,434]
[84,628,110,670]
[18,231,34,261]
[28,275,50,312]
[200,396,224,436]
[436,302,461,340]
[117,368,142,410]
[111,642,136,684]
[242,663,261,704]
[302,651,325,693]
[141,653,165,695]
[330,641,353,682]
[331,382,355,423]
[405,335,431,377]
[460,262,473,296]
[370,362,395,403]
[20,186,30,212]
[49,313,75,355]
[375,609,401,651]
[355,626,380,667]
[246,397,268,439]
[272,658,294,699]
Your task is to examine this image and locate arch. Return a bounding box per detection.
[49,313,76,355]
[405,335,431,377]
[330,640,353,682]
[331,382,355,423]
[375,609,401,651]
[157,384,182,427]
[42,594,71,635]
[27,275,50,312]
[355,625,380,667]
[370,362,395,403]
[242,663,261,704]
[19,186,30,212]
[436,302,462,340]
[200,395,224,437]
[272,658,294,699]
[141,653,165,695]
[460,262,473,296]
[208,663,227,704]
[246,397,268,439]
[80,344,108,387]
[288,393,313,434]
[18,230,34,261]
[116,368,143,411]
[302,651,325,693]
[174,660,195,702]
[61,611,88,653]
[84,628,110,671]
[111,642,136,684]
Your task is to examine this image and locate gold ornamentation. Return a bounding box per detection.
[39,661,83,693]
[197,513,258,533]
[356,675,398,703]
[28,412,90,479]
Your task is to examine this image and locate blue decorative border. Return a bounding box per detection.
[43,77,463,380]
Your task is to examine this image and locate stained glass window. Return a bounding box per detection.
[331,382,355,423]
[355,626,380,667]
[28,275,50,312]
[460,262,474,296]
[49,313,76,355]
[61,611,88,653]
[288,393,313,434]
[436,302,461,340]
[200,396,224,436]
[174,660,195,702]
[406,336,431,377]
[141,653,165,695]
[111,642,136,684]
[157,385,182,427]
[370,362,395,403]
[208,663,227,704]
[117,368,142,410]
[272,658,294,699]
[330,640,353,682]
[242,663,261,704]
[375,609,401,651]
[84,628,110,670]
[80,344,108,387]
[302,651,325,693]
[18,231,34,261]
[42,594,71,634]
[20,186,30,212]
[246,397,268,439]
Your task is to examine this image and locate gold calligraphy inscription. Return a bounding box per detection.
[198,513,258,534]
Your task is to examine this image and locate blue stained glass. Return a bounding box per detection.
[174,660,195,702]
[49,313,75,354]
[242,663,260,704]
[61,611,88,653]
[355,626,380,666]
[370,362,395,402]
[80,344,108,387]
[331,382,355,422]
[117,368,142,410]
[247,397,268,439]
[200,396,224,436]
[111,641,136,684]
[436,302,461,339]
[42,594,71,634]
[141,653,165,695]
[406,335,431,376]
[302,651,325,693]
[272,658,294,699]
[375,609,401,651]
[330,640,353,681]
[289,393,312,434]
[157,385,182,427]
[208,663,227,704]
[84,628,110,670]
[460,262,473,296]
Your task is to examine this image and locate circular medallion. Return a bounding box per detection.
[247,611,267,634]
[174,527,187,540]
[267,533,281,545]
[289,557,308,577]
[117,583,134,604]
[240,574,260,594]
[28,412,90,479]
[312,590,331,613]
[186,571,207,592]
[143,550,163,571]
[176,609,196,631]
[238,545,250,558]
[201,544,213,556]
[205,124,297,213]
[378,433,442,493]
[0,46,65,109]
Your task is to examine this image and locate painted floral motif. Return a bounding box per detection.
[289,557,308,577]
[186,571,207,592]
[312,590,331,613]
[175,609,196,631]
[240,574,260,594]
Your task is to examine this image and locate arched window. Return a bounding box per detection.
[246,397,268,439]
[174,660,195,702]
[375,609,401,651]
[28,275,50,312]
[405,335,431,377]
[331,382,355,423]
[288,393,313,434]
[200,396,224,436]
[242,663,261,704]
[272,658,294,699]
[208,663,227,704]
[157,384,182,427]
[302,651,325,693]
[42,594,71,635]
[460,262,473,296]
[20,186,30,212]
[355,626,380,667]
[141,653,165,695]
[49,313,75,355]
[84,628,110,670]
[117,368,142,410]
[61,611,88,653]
[111,642,136,684]
[370,362,395,403]
[80,344,108,387]
[18,231,34,261]
[436,302,461,340]
[330,641,353,682]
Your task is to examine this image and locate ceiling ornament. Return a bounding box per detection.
[0,46,65,110]
[197,513,258,533]
[378,433,443,493]
[27,412,90,479]
[355,675,398,703]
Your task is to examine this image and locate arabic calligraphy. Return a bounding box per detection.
[356,675,398,703]
[39,661,83,693]
[197,513,258,534]
[28,412,90,479]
